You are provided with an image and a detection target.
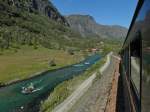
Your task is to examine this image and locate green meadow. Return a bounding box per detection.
[0,46,83,83]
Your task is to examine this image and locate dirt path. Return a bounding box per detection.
[69,54,118,112]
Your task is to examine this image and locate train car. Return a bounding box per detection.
[120,0,150,112]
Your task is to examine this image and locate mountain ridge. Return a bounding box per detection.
[0,0,87,51]
[66,14,128,40]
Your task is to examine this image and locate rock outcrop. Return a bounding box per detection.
[3,0,69,25]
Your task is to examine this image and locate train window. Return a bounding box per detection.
[140,0,150,111]
[130,34,141,96]
[131,57,140,93]
[142,35,150,112]
[122,47,130,77]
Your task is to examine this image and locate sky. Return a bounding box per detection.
[51,0,138,28]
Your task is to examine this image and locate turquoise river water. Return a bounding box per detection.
[0,54,100,112]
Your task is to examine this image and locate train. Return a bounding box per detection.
[119,0,150,112]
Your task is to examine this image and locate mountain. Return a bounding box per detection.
[66,15,128,40]
[0,0,125,53]
[1,0,68,25]
[0,0,90,51]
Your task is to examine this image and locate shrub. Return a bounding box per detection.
[49,59,56,67]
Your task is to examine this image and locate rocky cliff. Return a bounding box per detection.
[1,0,68,25]
[66,15,128,40]
[0,0,85,50]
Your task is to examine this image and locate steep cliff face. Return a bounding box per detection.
[66,15,128,40]
[2,0,68,25]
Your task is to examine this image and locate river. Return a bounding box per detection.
[0,54,100,112]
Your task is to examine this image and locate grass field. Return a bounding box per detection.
[0,46,83,83]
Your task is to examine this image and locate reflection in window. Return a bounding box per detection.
[131,57,140,94]
[140,0,150,112]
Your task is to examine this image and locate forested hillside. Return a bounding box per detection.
[0,0,99,54]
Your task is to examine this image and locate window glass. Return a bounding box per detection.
[130,32,141,95]
[131,56,140,93]
[140,0,150,111]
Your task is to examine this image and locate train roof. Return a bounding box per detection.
[122,0,144,50]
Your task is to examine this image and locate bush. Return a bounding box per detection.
[49,59,56,67]
[68,49,74,55]
[40,81,70,112]
[0,82,5,87]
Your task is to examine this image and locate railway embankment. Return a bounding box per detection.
[51,52,119,112]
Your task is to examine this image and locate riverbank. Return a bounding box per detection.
[69,53,118,112]
[0,46,83,84]
[40,54,106,112]
[50,53,111,112]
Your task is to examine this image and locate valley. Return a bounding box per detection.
[0,0,127,112]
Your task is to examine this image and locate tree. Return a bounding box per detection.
[3,31,11,49]
[0,36,4,52]
[49,59,56,66]
[33,35,38,49]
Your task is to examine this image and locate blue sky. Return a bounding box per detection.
[51,0,138,28]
